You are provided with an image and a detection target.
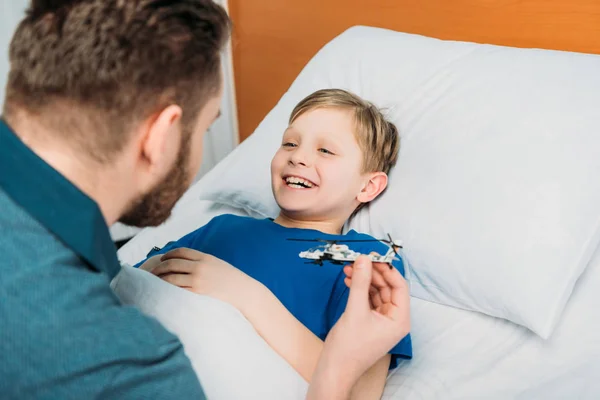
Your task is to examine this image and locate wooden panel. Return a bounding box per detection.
[228,0,600,142]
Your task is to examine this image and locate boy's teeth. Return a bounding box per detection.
[285,176,313,188]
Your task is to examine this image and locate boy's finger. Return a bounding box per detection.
[346,256,374,313]
[139,255,162,272]
[160,248,188,261]
[159,272,192,289]
[160,247,202,262]
[151,259,193,276]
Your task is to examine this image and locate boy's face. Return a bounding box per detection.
[270,107,368,221]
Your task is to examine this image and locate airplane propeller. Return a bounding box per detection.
[287,235,402,249]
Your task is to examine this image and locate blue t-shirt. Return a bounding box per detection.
[135,214,412,368]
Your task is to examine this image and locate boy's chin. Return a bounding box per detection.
[276,204,305,215]
[275,195,309,209]
[276,206,316,219]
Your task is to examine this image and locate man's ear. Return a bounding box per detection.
[138,104,183,176]
[357,172,388,204]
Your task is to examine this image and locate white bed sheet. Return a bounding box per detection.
[117,199,600,399]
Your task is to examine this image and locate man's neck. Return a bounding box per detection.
[273,212,346,235]
[7,116,130,226]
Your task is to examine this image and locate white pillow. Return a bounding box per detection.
[192,26,600,338]
[111,265,308,400]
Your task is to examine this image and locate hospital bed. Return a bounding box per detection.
[113,1,600,398]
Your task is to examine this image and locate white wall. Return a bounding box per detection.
[0,0,239,241]
[0,1,28,106]
[196,0,239,181]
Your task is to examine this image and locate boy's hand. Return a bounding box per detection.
[316,256,411,387]
[138,255,163,272]
[148,248,261,313]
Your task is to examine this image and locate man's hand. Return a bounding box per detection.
[336,255,411,376]
[342,256,403,315]
[307,255,410,399]
[147,248,260,313]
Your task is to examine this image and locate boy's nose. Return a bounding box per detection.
[289,149,312,167]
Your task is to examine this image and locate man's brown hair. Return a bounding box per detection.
[3,0,230,162]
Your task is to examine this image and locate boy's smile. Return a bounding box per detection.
[283,175,317,189]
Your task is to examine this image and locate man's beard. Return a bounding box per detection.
[118,137,194,228]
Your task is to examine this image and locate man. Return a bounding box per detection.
[0,1,411,399]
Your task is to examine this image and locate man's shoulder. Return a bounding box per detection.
[0,188,67,273]
[0,187,40,230]
[0,190,205,398]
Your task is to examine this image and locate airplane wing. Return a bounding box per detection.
[331,253,359,262]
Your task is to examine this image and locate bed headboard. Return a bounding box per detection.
[228,0,600,142]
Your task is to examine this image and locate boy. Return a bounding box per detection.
[136,89,412,399]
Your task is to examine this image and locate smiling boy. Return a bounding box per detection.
[137,88,412,399]
[272,98,382,233]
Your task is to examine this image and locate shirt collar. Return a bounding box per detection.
[0,119,120,278]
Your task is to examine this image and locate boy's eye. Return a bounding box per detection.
[319,148,335,155]
[282,142,297,148]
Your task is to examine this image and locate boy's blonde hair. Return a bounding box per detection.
[289,89,400,176]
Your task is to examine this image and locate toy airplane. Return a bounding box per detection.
[287,234,403,269]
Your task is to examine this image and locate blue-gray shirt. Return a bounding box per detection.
[0,120,205,399]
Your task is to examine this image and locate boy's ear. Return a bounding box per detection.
[357,172,388,204]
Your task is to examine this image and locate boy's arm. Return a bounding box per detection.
[240,283,322,381]
[150,249,404,399]
[242,284,389,399]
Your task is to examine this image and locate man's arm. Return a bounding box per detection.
[350,355,391,399]
[307,257,411,399]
